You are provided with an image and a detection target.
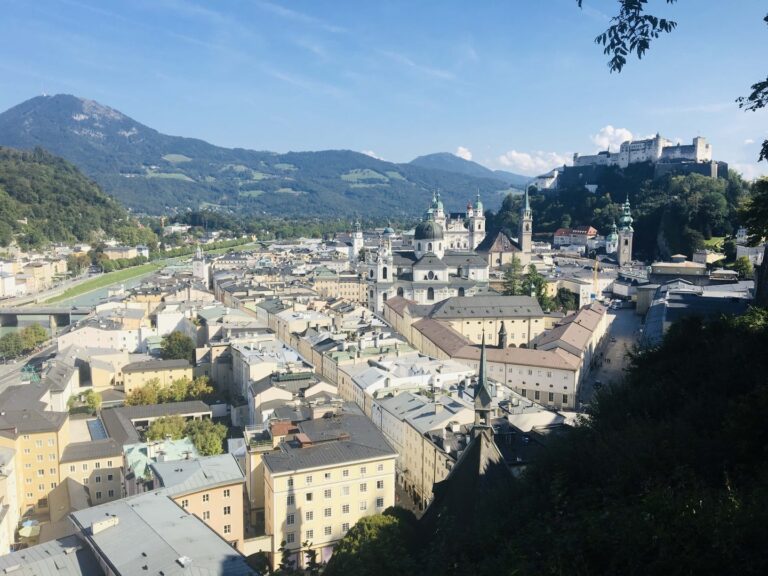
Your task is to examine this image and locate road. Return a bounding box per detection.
[579,306,642,407]
[0,343,58,393]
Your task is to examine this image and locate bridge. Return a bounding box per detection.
[0,307,93,331]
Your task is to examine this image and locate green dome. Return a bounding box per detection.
[414,219,444,241]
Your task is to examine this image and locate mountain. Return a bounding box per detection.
[410,152,530,188]
[0,146,126,247]
[0,95,520,217]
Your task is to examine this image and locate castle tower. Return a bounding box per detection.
[350,219,364,264]
[519,186,533,254]
[617,195,634,267]
[474,333,494,433]
[469,191,486,250]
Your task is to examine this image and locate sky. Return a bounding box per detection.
[0,0,766,178]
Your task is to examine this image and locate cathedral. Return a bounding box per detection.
[364,191,534,312]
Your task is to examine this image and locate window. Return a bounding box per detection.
[377,463,384,472]
[35,440,43,448]
[563,394,568,404]
[82,464,88,471]
[96,491,102,500]
[306,529,314,540]
[38,483,45,491]
[342,486,350,496]
[50,482,56,489]
[108,489,114,497]
[181,499,189,509]
[360,466,367,475]
[107,460,113,467]
[306,492,313,502]
[26,493,33,499]
[342,504,350,514]
[324,489,331,499]
[305,475,313,484]
[324,507,332,518]
[47,439,55,446]
[224,506,231,515]
[305,511,312,521]
[202,494,209,503]
[95,476,102,483]
[324,472,331,480]
[342,469,349,478]
[37,469,44,477]
[360,483,367,493]
[224,489,230,498]
[23,449,30,455]
[95,462,101,469]
[24,464,31,469]
[49,468,56,475]
[427,287,435,301]
[342,523,350,533]
[376,480,384,490]
[25,479,31,484]
[83,478,88,485]
[287,477,294,488]
[548,392,554,402]
[359,501,367,511]
[36,455,43,462]
[203,511,210,520]
[37,498,48,508]
[534,390,540,400]
[286,532,295,544]
[107,474,113,481]
[287,495,295,506]
[287,513,295,526]
[521,389,527,398]
[376,497,384,508]
[224,525,231,534]
[49,454,56,461]
[324,526,332,536]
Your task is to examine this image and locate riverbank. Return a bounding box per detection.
[44,262,163,304]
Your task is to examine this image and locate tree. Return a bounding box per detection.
[723,238,737,262]
[84,389,102,413]
[738,179,768,305]
[67,253,90,276]
[160,331,195,363]
[20,323,48,352]
[555,287,579,312]
[502,255,524,295]
[145,415,186,441]
[323,508,417,576]
[188,376,214,400]
[521,265,553,310]
[302,541,322,576]
[184,418,227,456]
[125,378,162,406]
[733,256,754,279]
[0,333,24,359]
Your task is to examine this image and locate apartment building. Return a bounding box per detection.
[151,454,246,549]
[122,358,193,394]
[58,439,124,510]
[262,407,397,569]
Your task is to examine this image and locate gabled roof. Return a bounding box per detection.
[476,230,519,253]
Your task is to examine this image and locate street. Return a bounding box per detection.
[579,306,642,406]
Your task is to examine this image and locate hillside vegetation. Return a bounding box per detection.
[488,166,750,260]
[0,95,521,217]
[325,307,768,576]
[0,146,127,248]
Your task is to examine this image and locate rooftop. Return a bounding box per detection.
[151,453,245,496]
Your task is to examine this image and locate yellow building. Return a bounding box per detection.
[0,409,69,516]
[262,408,397,569]
[57,438,124,518]
[122,358,193,394]
[151,454,246,550]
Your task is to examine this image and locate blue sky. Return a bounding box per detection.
[0,0,766,178]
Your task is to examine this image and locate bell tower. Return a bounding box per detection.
[617,195,634,267]
[519,186,533,254]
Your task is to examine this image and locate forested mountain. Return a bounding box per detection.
[487,164,750,260]
[410,152,530,188]
[0,146,127,248]
[0,95,520,217]
[323,308,768,576]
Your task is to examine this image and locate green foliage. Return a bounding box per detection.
[324,508,418,576]
[160,331,195,362]
[555,287,579,311]
[521,265,553,310]
[0,323,47,360]
[184,418,227,456]
[738,178,768,245]
[733,256,754,279]
[125,376,212,406]
[0,333,24,359]
[84,389,101,413]
[67,253,90,276]
[20,323,48,351]
[0,146,126,247]
[502,255,524,296]
[146,415,186,441]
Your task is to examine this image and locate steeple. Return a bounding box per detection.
[519,186,533,254]
[474,332,493,432]
[475,190,484,213]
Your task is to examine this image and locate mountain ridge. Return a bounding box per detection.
[410,152,530,188]
[0,94,522,217]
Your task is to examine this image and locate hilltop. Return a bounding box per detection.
[410,152,529,188]
[0,146,127,248]
[0,95,522,217]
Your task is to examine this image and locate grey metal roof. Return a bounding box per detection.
[413,253,449,270]
[60,439,123,463]
[429,295,543,319]
[122,359,191,373]
[151,453,245,496]
[0,535,101,576]
[101,402,211,446]
[70,492,255,575]
[263,409,397,474]
[0,408,68,436]
[441,251,489,267]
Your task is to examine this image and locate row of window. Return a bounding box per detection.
[287,498,385,524]
[286,481,384,505]
[68,461,114,472]
[520,390,568,404]
[286,465,384,488]
[286,524,350,544]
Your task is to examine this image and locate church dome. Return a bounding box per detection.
[414,219,444,241]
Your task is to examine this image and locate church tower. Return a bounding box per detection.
[469,191,486,250]
[617,195,634,267]
[474,333,494,433]
[192,245,210,287]
[606,220,619,255]
[519,186,533,254]
[350,219,364,264]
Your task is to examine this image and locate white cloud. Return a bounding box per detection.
[496,150,571,176]
[745,138,755,145]
[362,150,383,160]
[591,125,633,151]
[455,146,472,161]
[731,163,768,181]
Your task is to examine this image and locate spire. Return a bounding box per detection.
[475,190,484,213]
[474,332,493,431]
[524,185,531,212]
